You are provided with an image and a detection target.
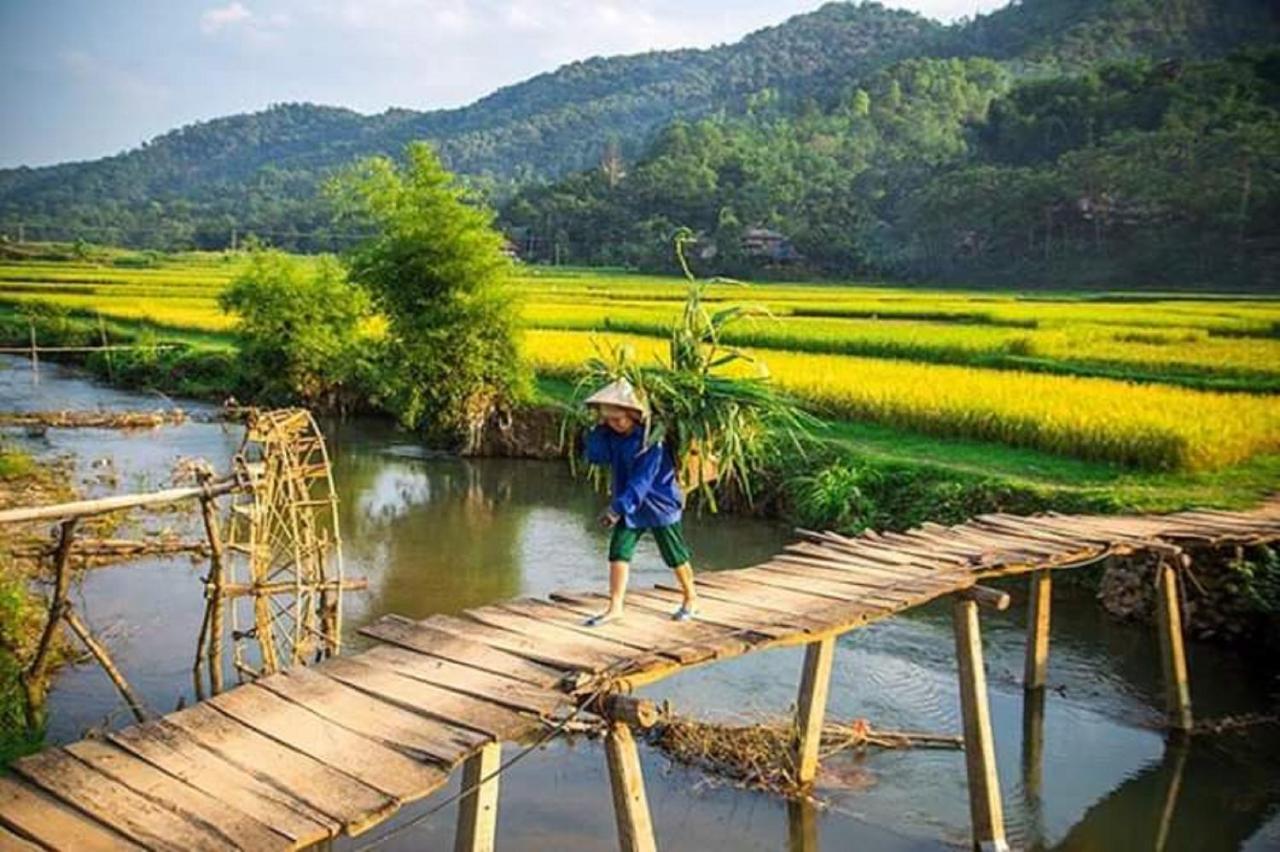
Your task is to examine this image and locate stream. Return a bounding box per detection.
[3,354,1280,851]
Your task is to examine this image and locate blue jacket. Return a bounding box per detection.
[584,424,684,528]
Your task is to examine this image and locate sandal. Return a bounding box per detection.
[584,610,622,627]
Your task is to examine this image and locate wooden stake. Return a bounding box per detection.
[1024,569,1052,690]
[953,596,1009,852]
[604,721,657,852]
[197,486,228,695]
[454,741,502,852]
[21,518,77,730]
[792,635,836,785]
[1020,686,1046,799]
[62,609,149,724]
[1155,558,1193,731]
[786,798,819,852]
[28,320,38,384]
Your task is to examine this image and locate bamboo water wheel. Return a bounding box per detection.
[216,408,346,683]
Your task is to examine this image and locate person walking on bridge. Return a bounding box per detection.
[581,378,698,626]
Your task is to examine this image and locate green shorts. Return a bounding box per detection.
[609,520,692,568]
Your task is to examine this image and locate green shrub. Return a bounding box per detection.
[219,249,378,411]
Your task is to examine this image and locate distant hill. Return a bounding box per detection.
[1,0,1275,249]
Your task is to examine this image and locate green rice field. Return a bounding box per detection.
[2,248,1278,508]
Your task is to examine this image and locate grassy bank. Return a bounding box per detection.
[0,446,77,764]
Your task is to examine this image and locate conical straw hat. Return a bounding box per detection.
[584,377,647,418]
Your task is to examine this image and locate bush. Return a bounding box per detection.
[219,250,379,411]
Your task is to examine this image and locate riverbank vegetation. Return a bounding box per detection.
[0,445,75,764]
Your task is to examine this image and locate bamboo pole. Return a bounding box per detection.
[792,635,836,785]
[21,518,78,730]
[605,721,657,852]
[953,595,1009,852]
[454,742,502,852]
[1155,557,1193,731]
[197,480,228,695]
[1024,569,1052,689]
[62,609,149,723]
[0,480,236,525]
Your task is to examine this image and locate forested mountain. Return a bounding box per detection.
[0,0,1276,260]
[503,48,1280,289]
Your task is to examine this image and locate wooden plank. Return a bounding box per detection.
[793,636,836,784]
[1156,560,1193,731]
[0,824,42,852]
[163,704,395,836]
[495,598,698,662]
[454,742,502,852]
[693,573,861,614]
[108,720,338,846]
[783,542,938,575]
[358,643,566,716]
[63,739,289,850]
[422,613,618,672]
[604,722,657,852]
[321,656,538,741]
[255,666,486,764]
[462,606,651,667]
[952,597,1009,852]
[743,564,919,608]
[547,592,751,662]
[12,749,230,852]
[1024,570,1052,690]
[0,775,141,852]
[359,615,565,688]
[209,684,447,803]
[625,589,794,637]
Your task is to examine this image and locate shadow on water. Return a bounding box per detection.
[6,358,1280,850]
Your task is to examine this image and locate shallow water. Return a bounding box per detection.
[4,354,1280,851]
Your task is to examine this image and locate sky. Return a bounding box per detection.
[0,1,1006,169]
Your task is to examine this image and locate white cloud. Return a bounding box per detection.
[200,2,253,35]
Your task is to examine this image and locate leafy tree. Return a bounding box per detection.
[219,249,375,411]
[329,142,528,448]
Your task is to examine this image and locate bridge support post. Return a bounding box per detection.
[1156,556,1193,732]
[1024,569,1052,690]
[793,635,836,785]
[605,720,657,852]
[455,741,502,852]
[953,595,1009,852]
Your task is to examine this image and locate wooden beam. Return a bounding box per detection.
[792,635,836,785]
[1024,570,1051,690]
[957,585,1011,611]
[454,741,502,852]
[1155,558,1193,731]
[953,596,1009,852]
[604,721,657,852]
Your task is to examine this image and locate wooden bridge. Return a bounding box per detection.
[3,498,1279,852]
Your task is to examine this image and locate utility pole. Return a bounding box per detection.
[18,222,25,243]
[230,227,238,252]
